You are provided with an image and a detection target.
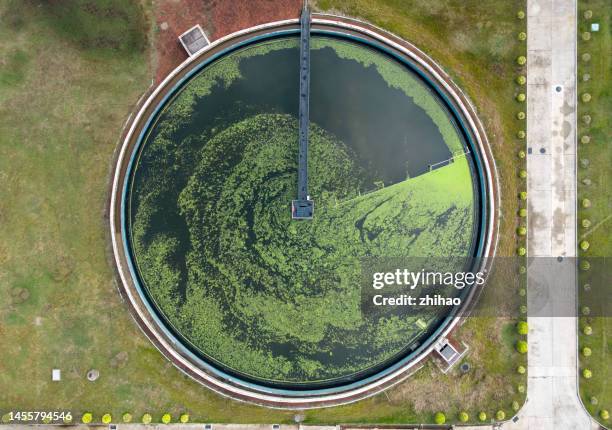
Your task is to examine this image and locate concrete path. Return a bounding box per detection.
[505,0,595,429]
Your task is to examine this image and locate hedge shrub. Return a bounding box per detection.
[582,347,592,357]
[517,93,526,102]
[518,384,526,393]
[459,411,469,422]
[517,130,526,139]
[180,414,190,423]
[582,219,591,228]
[142,414,152,424]
[122,413,132,423]
[601,410,610,420]
[581,135,591,144]
[519,169,527,178]
[582,31,591,41]
[102,414,112,424]
[518,150,526,159]
[162,413,172,424]
[517,226,527,236]
[81,413,93,424]
[434,412,446,424]
[583,325,593,335]
[516,340,528,353]
[478,411,487,421]
[517,56,527,66]
[517,111,526,120]
[517,10,526,19]
[512,401,520,411]
[516,75,527,85]
[519,208,527,217]
[517,247,526,256]
[496,410,506,421]
[517,365,526,374]
[580,260,591,271]
[582,368,592,379]
[582,198,592,208]
[582,93,592,103]
[517,321,528,335]
[519,191,527,200]
[580,240,590,251]
[518,32,527,41]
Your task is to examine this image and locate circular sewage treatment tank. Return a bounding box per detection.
[116,23,493,405]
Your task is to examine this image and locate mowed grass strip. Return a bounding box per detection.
[577,0,611,425]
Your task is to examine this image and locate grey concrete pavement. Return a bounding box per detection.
[505,0,596,429]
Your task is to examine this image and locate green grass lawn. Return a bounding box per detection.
[576,0,612,426]
[1,0,526,425]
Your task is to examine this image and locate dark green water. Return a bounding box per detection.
[127,36,477,387]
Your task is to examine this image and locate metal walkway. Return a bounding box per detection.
[291,5,314,220]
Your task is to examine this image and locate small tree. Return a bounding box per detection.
[434,412,446,424]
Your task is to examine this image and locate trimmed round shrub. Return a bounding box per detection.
[519,265,527,274]
[518,384,526,393]
[519,208,527,217]
[582,368,592,379]
[517,111,526,120]
[581,135,591,144]
[519,169,527,179]
[517,56,527,66]
[434,412,446,424]
[102,414,112,424]
[517,247,526,256]
[517,226,527,236]
[520,305,527,314]
[517,365,526,374]
[582,306,591,316]
[519,288,526,297]
[583,73,591,82]
[162,413,172,424]
[581,53,591,62]
[583,325,593,335]
[180,414,190,424]
[582,198,592,208]
[591,396,598,405]
[519,191,527,200]
[512,401,520,411]
[580,260,591,271]
[582,93,592,103]
[516,340,528,354]
[82,413,93,424]
[582,219,591,228]
[142,414,152,424]
[458,411,469,422]
[517,93,526,102]
[517,321,529,335]
[517,10,526,19]
[582,31,591,41]
[582,114,592,124]
[584,10,593,19]
[478,411,487,421]
[582,347,592,357]
[517,130,526,139]
[1,414,11,424]
[496,410,506,421]
[518,31,527,41]
[601,410,610,420]
[518,150,526,159]
[122,413,132,423]
[516,75,527,85]
[580,240,590,251]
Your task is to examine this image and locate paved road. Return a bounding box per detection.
[506,0,596,429]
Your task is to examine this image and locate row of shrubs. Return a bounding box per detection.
[433,408,515,424]
[81,412,190,424]
[577,7,609,425]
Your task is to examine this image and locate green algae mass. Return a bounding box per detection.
[131,113,474,383]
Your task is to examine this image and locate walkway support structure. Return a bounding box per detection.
[292,5,314,220]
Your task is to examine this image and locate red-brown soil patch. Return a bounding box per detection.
[153,0,302,82]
